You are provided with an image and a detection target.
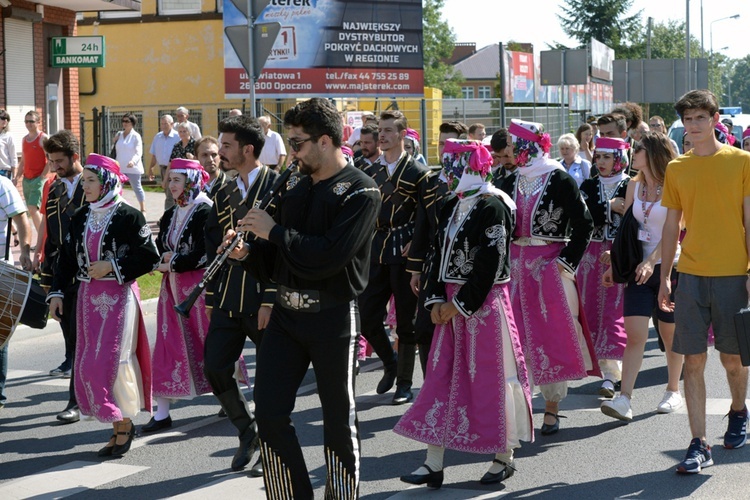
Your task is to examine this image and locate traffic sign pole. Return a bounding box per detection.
[247,0,256,117]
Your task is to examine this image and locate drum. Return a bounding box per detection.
[0,260,49,348]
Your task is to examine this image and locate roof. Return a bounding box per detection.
[453,44,500,80]
[25,0,140,12]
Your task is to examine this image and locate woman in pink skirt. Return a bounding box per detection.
[500,119,598,436]
[144,158,248,432]
[577,137,630,397]
[49,153,160,457]
[395,139,532,488]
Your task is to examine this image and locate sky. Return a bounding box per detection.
[442,0,750,61]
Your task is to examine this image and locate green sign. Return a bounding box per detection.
[50,36,105,68]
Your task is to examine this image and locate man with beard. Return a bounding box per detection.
[228,97,380,499]
[195,136,230,199]
[359,110,432,405]
[354,124,381,169]
[490,128,518,187]
[202,115,278,475]
[40,130,87,424]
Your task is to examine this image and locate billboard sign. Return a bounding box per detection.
[223,0,424,98]
[590,38,614,82]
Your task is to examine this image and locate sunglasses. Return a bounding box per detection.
[25,120,37,124]
[122,120,131,124]
[287,135,318,152]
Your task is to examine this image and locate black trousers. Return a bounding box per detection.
[61,289,78,408]
[254,302,360,500]
[204,307,262,433]
[358,262,417,356]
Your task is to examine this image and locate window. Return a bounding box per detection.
[159,0,201,15]
[461,87,474,99]
[99,10,142,19]
[478,86,492,99]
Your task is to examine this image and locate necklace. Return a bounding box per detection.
[451,197,478,227]
[601,182,620,201]
[518,175,544,197]
[640,182,662,226]
[87,206,115,232]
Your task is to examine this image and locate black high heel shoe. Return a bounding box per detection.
[112,422,135,456]
[98,434,116,457]
[400,464,444,489]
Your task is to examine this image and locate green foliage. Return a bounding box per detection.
[557,0,643,57]
[730,56,750,113]
[423,0,463,97]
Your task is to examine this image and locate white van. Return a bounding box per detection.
[668,107,750,153]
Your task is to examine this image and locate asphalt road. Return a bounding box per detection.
[1,294,748,500]
[2,188,749,499]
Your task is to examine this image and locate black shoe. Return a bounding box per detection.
[231,426,259,471]
[480,459,516,485]
[112,422,135,456]
[400,464,444,489]
[56,405,80,424]
[98,435,116,457]
[540,412,565,435]
[392,385,413,405]
[376,352,398,395]
[248,454,263,477]
[142,416,172,433]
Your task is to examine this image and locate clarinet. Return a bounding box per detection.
[174,163,297,318]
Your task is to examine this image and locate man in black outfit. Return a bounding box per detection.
[360,110,431,405]
[202,116,278,475]
[228,97,380,499]
[41,130,87,424]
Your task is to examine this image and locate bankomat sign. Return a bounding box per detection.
[50,36,105,68]
[223,0,424,98]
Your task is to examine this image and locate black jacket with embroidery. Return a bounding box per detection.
[205,170,230,201]
[242,164,381,307]
[204,167,278,316]
[49,202,160,297]
[157,203,211,273]
[363,153,432,265]
[579,177,629,242]
[501,169,593,273]
[423,194,514,317]
[41,176,87,289]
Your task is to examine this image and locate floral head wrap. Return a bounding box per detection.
[509,119,552,167]
[594,137,630,176]
[84,153,127,211]
[169,158,210,207]
[441,139,493,198]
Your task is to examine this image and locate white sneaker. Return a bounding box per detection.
[601,395,633,422]
[656,391,683,414]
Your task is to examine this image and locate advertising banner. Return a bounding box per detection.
[223,0,424,99]
[501,50,536,103]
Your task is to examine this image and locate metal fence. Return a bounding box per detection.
[79,98,589,167]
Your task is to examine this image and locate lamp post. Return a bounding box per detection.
[710,14,739,90]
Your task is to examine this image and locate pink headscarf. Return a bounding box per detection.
[169,158,212,207]
[441,139,493,198]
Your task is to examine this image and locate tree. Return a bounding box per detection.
[731,56,750,113]
[557,0,643,58]
[422,0,463,97]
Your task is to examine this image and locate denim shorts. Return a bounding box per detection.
[623,264,677,323]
